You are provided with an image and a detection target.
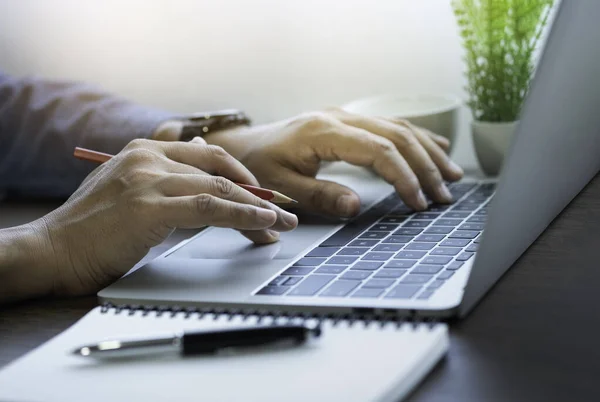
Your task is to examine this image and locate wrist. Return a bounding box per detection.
[203,125,257,161]
[0,221,56,304]
[151,120,184,141]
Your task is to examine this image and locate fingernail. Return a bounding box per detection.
[257,209,277,224]
[450,160,464,175]
[438,184,453,203]
[417,190,428,210]
[281,211,298,228]
[336,195,357,217]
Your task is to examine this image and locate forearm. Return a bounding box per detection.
[0,221,55,304]
[0,73,176,198]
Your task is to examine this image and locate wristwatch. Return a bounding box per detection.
[174,109,251,142]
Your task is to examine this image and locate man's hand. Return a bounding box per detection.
[204,108,464,217]
[2,138,298,301]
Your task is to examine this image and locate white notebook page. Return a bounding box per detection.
[0,307,448,402]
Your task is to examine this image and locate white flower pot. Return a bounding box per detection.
[471,120,518,176]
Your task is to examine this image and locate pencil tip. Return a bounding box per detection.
[290,199,299,204]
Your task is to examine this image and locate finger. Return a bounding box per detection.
[309,124,428,210]
[271,169,362,217]
[239,229,280,245]
[158,174,298,231]
[401,120,464,182]
[386,117,451,151]
[159,194,278,230]
[159,142,260,186]
[342,116,453,204]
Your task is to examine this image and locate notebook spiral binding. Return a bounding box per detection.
[100,302,438,330]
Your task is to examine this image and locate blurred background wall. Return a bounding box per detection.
[0,0,554,166]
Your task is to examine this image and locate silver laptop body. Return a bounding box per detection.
[100,0,600,318]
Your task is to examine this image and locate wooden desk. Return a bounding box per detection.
[2,175,600,401]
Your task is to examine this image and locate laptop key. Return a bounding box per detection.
[382,235,414,244]
[315,265,347,274]
[430,247,461,256]
[380,216,407,224]
[287,275,336,296]
[374,269,406,279]
[424,226,453,235]
[433,219,462,227]
[467,215,487,223]
[404,242,435,251]
[458,223,485,231]
[294,257,327,266]
[446,261,465,270]
[427,280,445,289]
[337,248,368,256]
[327,256,359,265]
[400,274,434,284]
[351,288,384,298]
[363,279,395,288]
[319,280,361,297]
[351,261,384,271]
[422,256,453,265]
[473,236,481,243]
[362,252,395,261]
[416,289,435,300]
[349,239,379,248]
[359,231,387,240]
[394,228,423,236]
[269,276,289,286]
[306,247,340,258]
[370,223,399,232]
[283,276,302,286]
[465,244,479,252]
[456,252,475,261]
[403,220,432,228]
[427,204,450,212]
[415,234,445,242]
[384,260,416,269]
[384,284,422,299]
[282,266,315,276]
[437,270,454,280]
[395,250,427,259]
[413,212,441,220]
[442,211,471,219]
[449,231,480,239]
[341,271,372,280]
[440,239,470,247]
[373,243,403,252]
[257,286,291,295]
[412,264,443,274]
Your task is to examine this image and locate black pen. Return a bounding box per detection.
[71,324,322,358]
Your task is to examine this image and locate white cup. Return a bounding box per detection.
[341,93,462,154]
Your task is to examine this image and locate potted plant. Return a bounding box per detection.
[452,0,554,175]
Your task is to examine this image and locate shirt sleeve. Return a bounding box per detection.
[0,72,176,199]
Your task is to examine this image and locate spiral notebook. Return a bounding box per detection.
[0,305,448,402]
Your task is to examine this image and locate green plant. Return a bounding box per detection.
[452,0,554,122]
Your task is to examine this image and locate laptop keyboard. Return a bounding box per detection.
[256,182,495,300]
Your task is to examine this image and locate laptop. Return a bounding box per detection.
[99,0,600,318]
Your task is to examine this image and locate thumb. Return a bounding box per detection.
[275,169,361,217]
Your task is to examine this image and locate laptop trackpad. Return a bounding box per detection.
[168,224,340,261]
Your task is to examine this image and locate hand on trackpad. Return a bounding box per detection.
[168,227,305,261]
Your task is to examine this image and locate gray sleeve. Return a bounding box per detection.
[0,72,176,199]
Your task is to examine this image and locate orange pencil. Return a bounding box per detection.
[73,147,297,204]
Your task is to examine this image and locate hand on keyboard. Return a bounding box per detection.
[203,108,464,216]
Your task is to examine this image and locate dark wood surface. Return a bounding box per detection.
[2,174,600,402]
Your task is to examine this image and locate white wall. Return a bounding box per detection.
[0,0,476,164]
